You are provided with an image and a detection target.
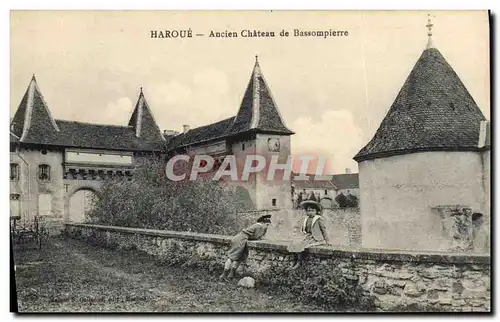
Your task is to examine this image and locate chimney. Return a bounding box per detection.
[345,168,351,174]
[183,124,190,133]
[163,129,180,137]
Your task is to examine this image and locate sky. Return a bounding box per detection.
[10,10,490,174]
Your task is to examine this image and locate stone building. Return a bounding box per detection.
[10,58,295,227]
[353,20,490,252]
[10,76,165,225]
[291,174,338,208]
[331,170,360,198]
[165,58,294,210]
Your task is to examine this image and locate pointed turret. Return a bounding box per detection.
[425,14,435,49]
[128,87,166,143]
[11,75,60,143]
[354,16,486,162]
[226,56,294,135]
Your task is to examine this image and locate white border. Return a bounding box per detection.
[3,1,498,321]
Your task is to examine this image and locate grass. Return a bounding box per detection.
[12,237,331,312]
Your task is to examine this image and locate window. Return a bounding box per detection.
[242,142,245,150]
[272,198,277,206]
[10,163,19,181]
[38,164,51,181]
[324,189,328,195]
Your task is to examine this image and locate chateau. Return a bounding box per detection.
[9,58,294,225]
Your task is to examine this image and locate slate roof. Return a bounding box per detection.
[128,90,166,145]
[293,174,337,190]
[226,60,293,135]
[10,132,20,143]
[354,47,487,162]
[11,75,60,143]
[167,59,294,151]
[53,120,164,151]
[166,117,235,149]
[10,77,165,152]
[331,173,359,190]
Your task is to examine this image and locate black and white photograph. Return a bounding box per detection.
[9,10,490,313]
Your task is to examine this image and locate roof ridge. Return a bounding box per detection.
[19,75,60,142]
[129,89,166,142]
[254,62,292,133]
[55,119,134,129]
[226,58,293,135]
[174,116,236,138]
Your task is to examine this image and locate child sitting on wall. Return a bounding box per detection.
[287,200,330,269]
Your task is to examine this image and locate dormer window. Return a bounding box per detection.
[38,164,51,181]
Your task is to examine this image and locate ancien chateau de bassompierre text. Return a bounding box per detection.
[150,29,349,39]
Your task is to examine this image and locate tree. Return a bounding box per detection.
[335,192,348,208]
[87,158,243,235]
[346,194,359,208]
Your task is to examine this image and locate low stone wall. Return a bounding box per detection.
[64,223,490,312]
[238,208,361,248]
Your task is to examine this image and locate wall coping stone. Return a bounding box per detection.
[65,223,490,265]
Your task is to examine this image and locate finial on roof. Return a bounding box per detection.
[426,14,435,49]
[140,86,143,94]
[255,54,259,63]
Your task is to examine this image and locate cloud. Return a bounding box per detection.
[101,97,134,124]
[146,68,235,131]
[290,109,364,174]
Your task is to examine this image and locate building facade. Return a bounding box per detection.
[165,58,294,210]
[10,76,165,225]
[10,58,295,227]
[291,175,337,208]
[331,172,360,198]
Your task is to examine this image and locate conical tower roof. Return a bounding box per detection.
[10,75,60,143]
[354,45,486,162]
[226,57,294,135]
[128,88,166,143]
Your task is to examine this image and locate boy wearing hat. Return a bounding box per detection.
[287,200,330,269]
[219,214,272,280]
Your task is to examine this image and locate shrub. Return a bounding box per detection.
[259,259,375,311]
[335,193,358,208]
[87,158,245,235]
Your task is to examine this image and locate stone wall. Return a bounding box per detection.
[64,223,490,312]
[238,208,361,248]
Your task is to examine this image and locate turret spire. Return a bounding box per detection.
[426,14,435,49]
[226,57,293,135]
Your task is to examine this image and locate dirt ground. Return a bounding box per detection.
[12,237,329,312]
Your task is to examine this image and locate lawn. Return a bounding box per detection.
[12,237,329,312]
